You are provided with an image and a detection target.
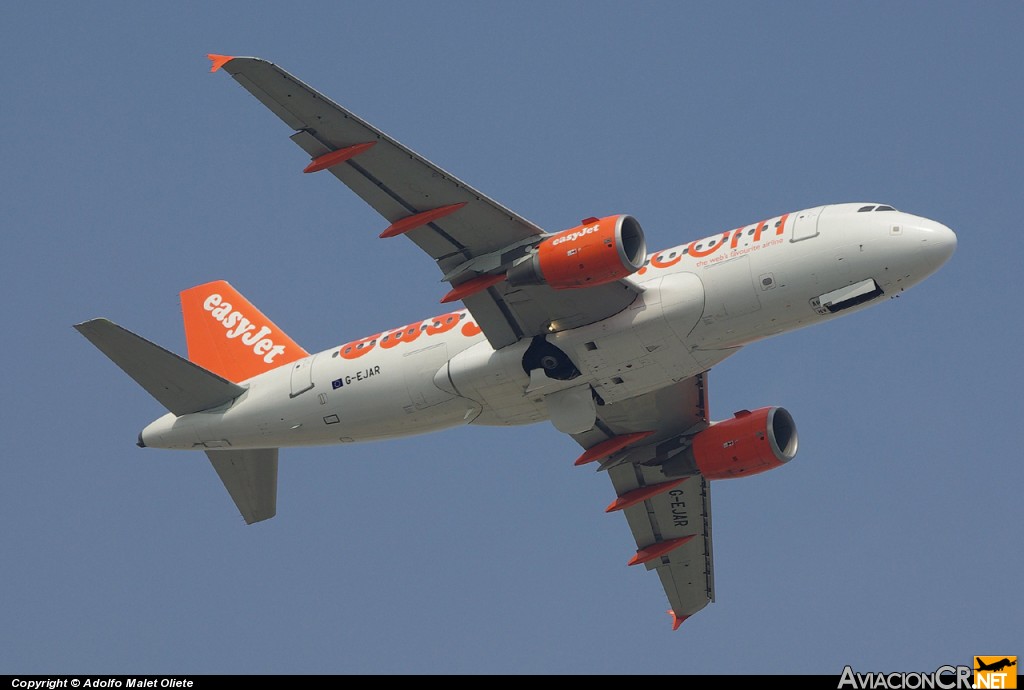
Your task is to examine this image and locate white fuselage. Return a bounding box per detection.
[139,204,956,451]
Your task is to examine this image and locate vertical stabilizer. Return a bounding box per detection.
[180,280,308,382]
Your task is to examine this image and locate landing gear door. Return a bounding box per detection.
[791,206,824,242]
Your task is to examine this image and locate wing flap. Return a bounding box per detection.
[206,448,278,524]
[75,318,246,416]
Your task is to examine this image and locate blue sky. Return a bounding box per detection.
[2,1,1020,675]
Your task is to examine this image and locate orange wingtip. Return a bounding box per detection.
[207,54,235,73]
[668,610,689,631]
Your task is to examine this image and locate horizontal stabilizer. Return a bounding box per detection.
[74,318,246,416]
[206,448,278,524]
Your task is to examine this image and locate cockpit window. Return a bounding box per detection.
[875,205,896,211]
[858,205,875,212]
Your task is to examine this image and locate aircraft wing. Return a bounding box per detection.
[572,373,716,627]
[212,55,639,349]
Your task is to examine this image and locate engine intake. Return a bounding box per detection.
[507,215,646,290]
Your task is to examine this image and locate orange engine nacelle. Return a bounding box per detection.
[691,407,799,480]
[507,215,647,290]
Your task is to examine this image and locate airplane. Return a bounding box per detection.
[75,54,957,629]
[976,658,1017,673]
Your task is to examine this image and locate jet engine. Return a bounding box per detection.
[693,407,798,479]
[663,407,798,480]
[507,214,646,289]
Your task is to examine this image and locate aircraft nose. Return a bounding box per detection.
[920,218,957,268]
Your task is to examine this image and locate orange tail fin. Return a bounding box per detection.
[180,280,308,383]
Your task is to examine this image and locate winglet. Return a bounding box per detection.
[207,54,235,73]
[668,610,688,631]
